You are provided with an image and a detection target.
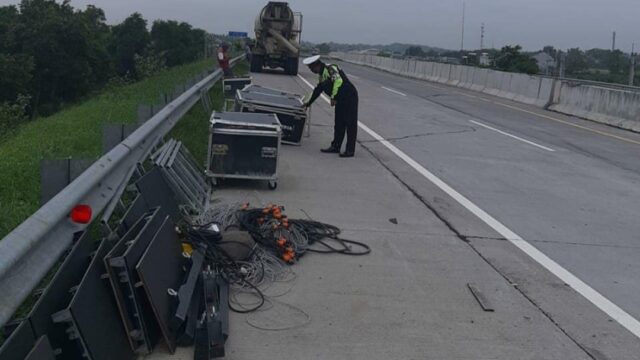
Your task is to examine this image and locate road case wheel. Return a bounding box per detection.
[268,181,278,190]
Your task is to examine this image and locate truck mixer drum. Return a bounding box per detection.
[252,2,303,75]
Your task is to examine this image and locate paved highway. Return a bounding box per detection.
[300,61,640,354]
[156,64,640,359]
[331,60,640,317]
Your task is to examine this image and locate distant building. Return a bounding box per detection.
[479,53,491,66]
[532,52,556,75]
[358,48,380,55]
[439,57,461,65]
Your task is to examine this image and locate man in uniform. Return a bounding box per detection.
[303,55,359,158]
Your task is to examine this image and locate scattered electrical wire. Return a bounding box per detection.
[181,202,371,315]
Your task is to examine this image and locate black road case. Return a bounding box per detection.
[235,85,309,145]
[206,112,281,190]
[222,77,252,111]
[222,77,253,98]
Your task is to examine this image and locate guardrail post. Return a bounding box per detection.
[40,158,93,206]
[102,123,138,154]
[136,104,153,125]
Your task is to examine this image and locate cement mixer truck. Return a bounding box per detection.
[251,2,302,75]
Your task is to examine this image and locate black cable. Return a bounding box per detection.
[226,276,266,314]
[307,238,372,256]
[180,207,372,314]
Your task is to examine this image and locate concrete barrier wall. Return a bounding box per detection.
[550,83,640,132]
[437,63,451,84]
[459,66,475,89]
[496,72,514,99]
[426,62,438,82]
[331,52,640,132]
[447,65,463,86]
[471,68,488,92]
[510,74,542,106]
[483,70,502,96]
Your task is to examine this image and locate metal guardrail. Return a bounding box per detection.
[0,56,244,327]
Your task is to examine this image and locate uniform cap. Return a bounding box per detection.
[303,55,321,65]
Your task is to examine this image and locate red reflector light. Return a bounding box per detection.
[70,205,92,224]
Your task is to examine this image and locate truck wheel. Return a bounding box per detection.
[251,55,263,73]
[285,57,299,75]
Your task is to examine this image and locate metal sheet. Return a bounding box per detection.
[172,250,205,331]
[104,211,153,353]
[28,232,95,356]
[0,321,36,360]
[136,217,185,354]
[108,208,165,354]
[69,239,135,360]
[115,195,149,238]
[176,276,202,347]
[24,336,55,360]
[467,283,495,312]
[136,167,181,222]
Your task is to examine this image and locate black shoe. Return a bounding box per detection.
[321,146,340,153]
[339,152,355,158]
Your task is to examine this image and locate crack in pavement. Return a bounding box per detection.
[359,140,598,360]
[359,128,476,144]
[467,235,640,250]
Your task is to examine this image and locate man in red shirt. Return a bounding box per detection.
[217,43,233,77]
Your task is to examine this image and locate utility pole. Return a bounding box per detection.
[612,31,617,51]
[480,23,485,50]
[461,1,466,51]
[556,51,566,78]
[630,42,636,86]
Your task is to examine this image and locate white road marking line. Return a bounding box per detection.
[381,86,407,97]
[469,120,555,152]
[297,72,640,340]
[297,75,332,103]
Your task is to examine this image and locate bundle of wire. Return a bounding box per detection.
[191,201,243,229]
[235,204,371,262]
[182,222,294,313]
[182,202,371,313]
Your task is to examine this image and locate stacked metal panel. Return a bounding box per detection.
[151,139,211,213]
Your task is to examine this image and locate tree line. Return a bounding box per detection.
[0,0,209,134]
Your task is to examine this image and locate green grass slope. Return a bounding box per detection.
[0,59,247,238]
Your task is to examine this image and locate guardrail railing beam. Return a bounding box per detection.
[0,57,243,327]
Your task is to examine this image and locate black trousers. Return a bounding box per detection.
[332,90,359,153]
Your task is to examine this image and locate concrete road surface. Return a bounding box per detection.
[148,64,640,359]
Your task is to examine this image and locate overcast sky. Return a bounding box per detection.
[2,0,639,51]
